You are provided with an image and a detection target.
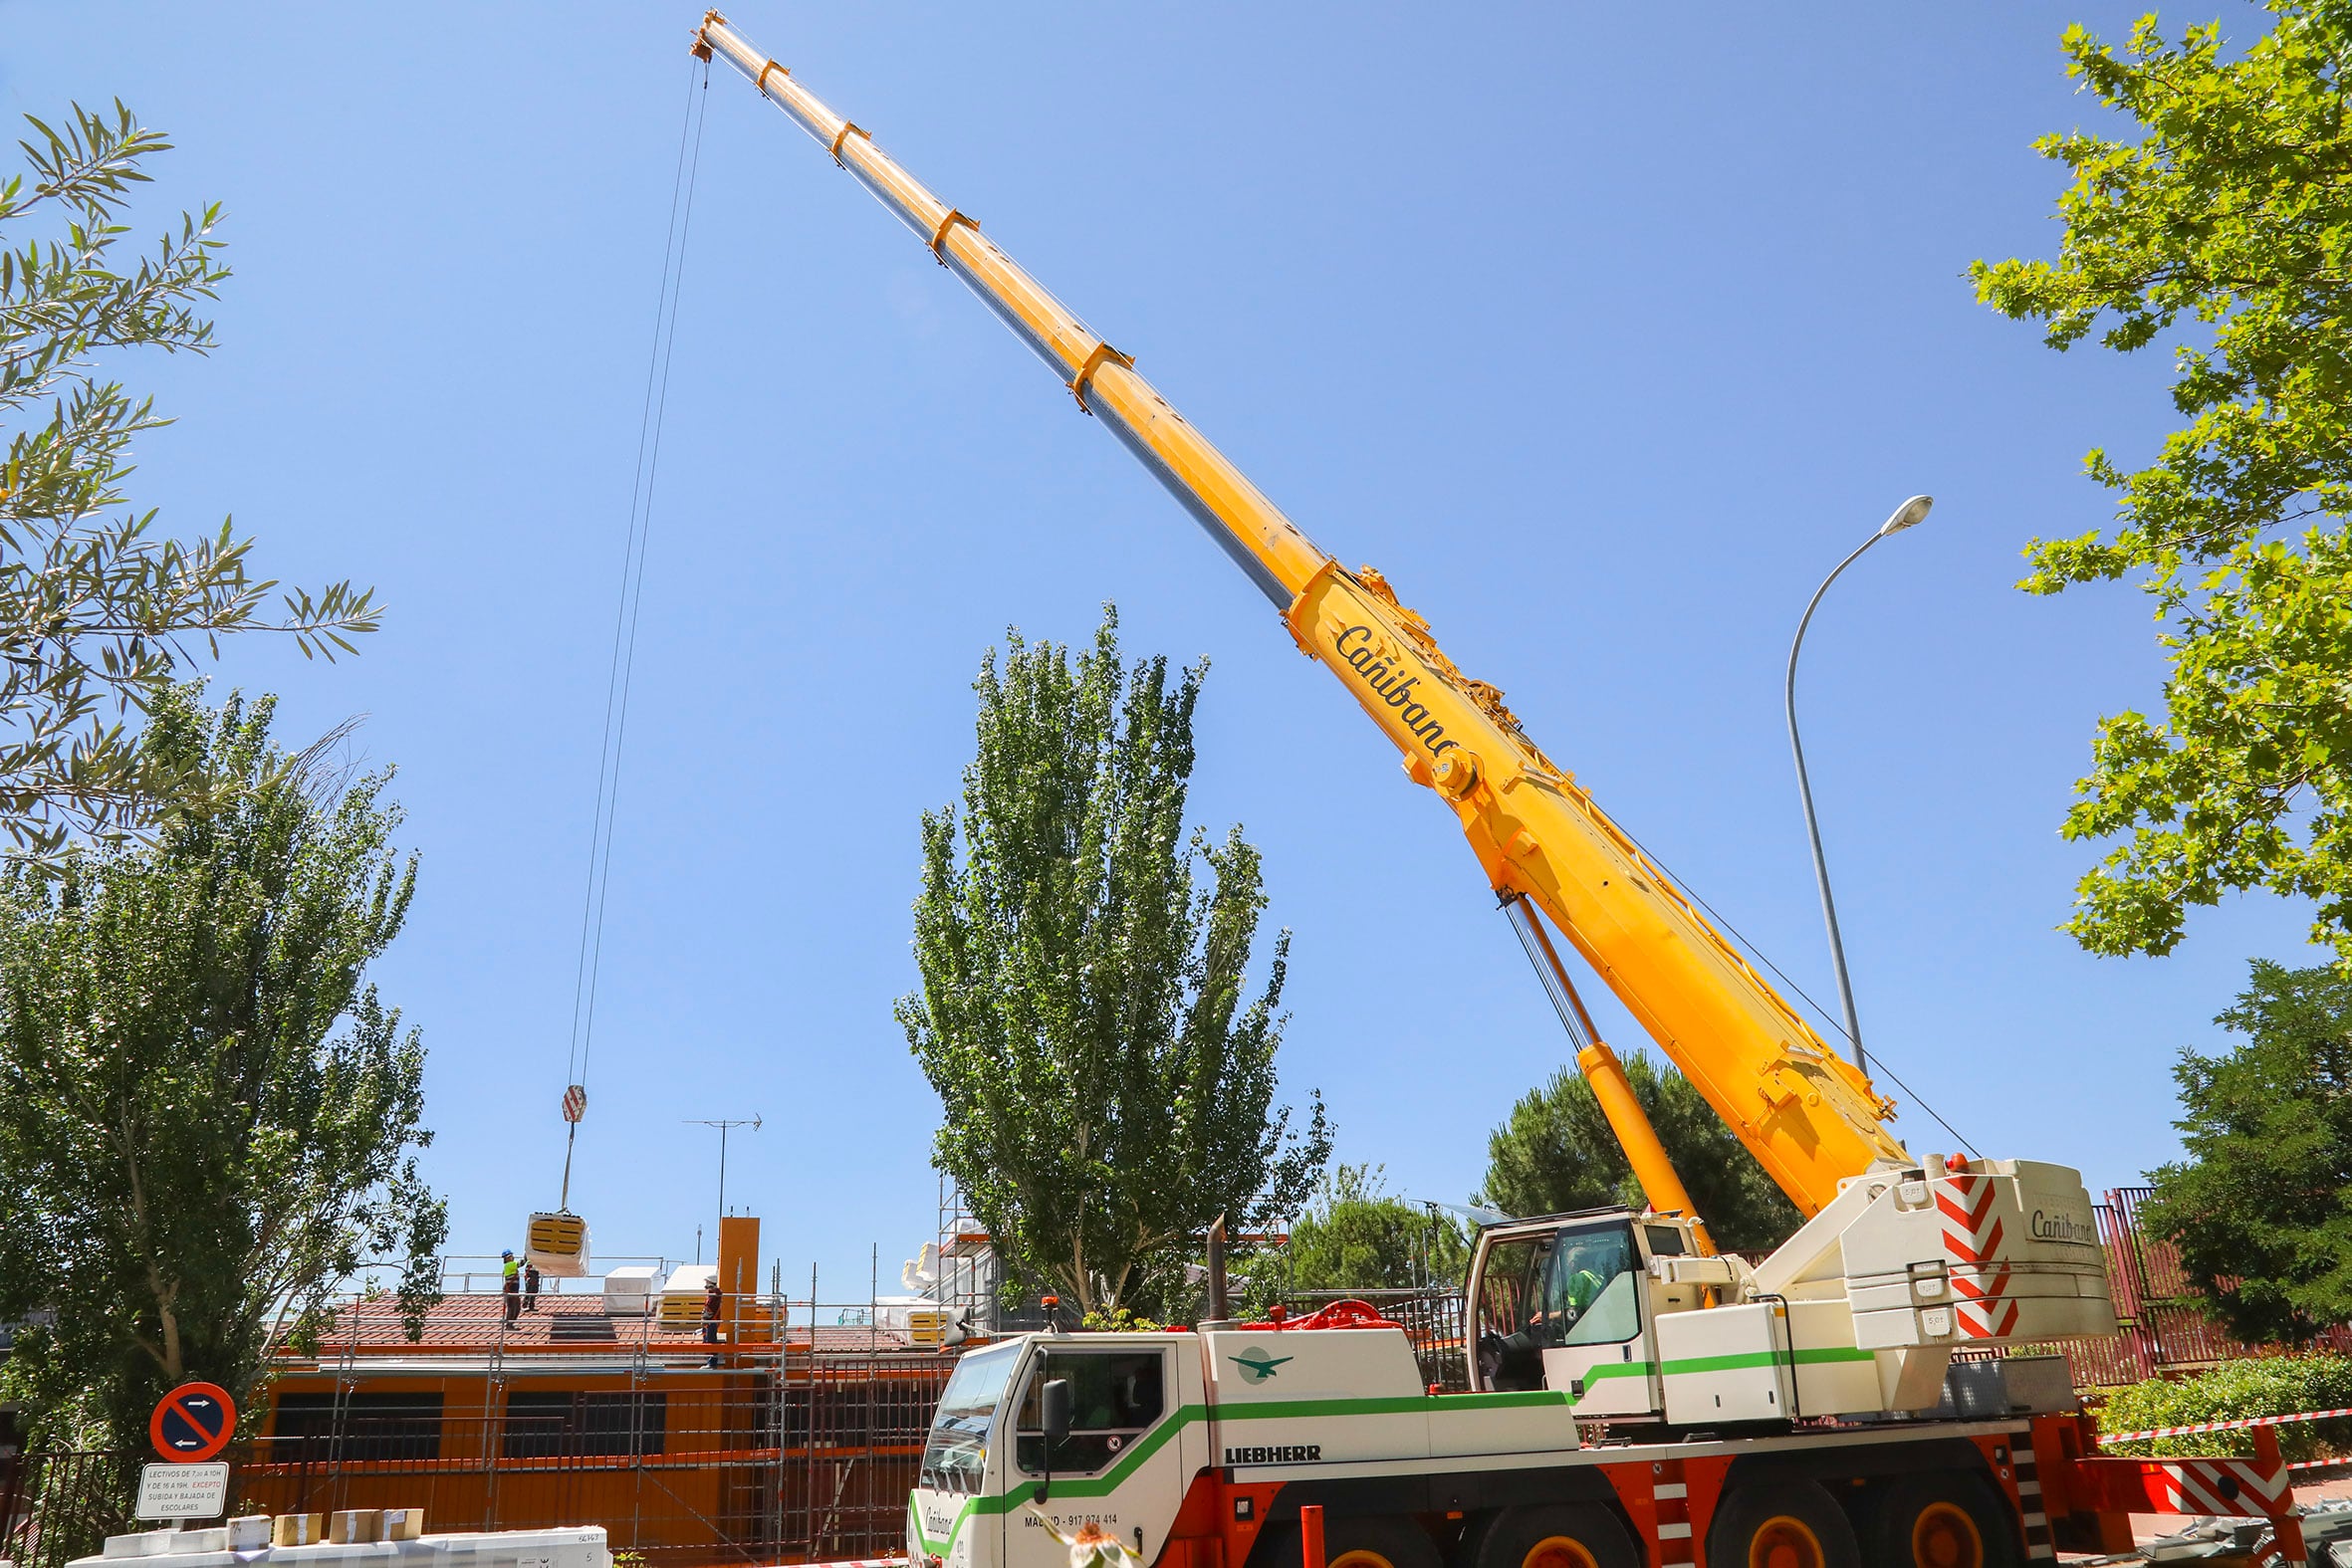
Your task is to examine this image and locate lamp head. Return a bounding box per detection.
[1879,495,1934,536]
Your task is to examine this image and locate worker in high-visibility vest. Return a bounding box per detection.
[502,1250,523,1326]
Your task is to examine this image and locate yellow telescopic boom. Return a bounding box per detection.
[695,14,1912,1217]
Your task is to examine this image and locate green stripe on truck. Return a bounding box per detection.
[909,1389,1578,1556]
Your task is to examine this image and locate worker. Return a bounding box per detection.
[701,1274,722,1367]
[501,1250,522,1326]
[524,1262,543,1312]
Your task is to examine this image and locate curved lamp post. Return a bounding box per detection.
[1783,494,1934,1076]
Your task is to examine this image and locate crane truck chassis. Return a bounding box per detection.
[909,1311,2302,1568]
[685,13,2314,1567]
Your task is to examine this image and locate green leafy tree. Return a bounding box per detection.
[1480,1052,1803,1254]
[1285,1164,1468,1295]
[1974,6,2352,965]
[0,688,443,1454]
[899,607,1330,1317]
[2141,959,2352,1344]
[1,104,378,858]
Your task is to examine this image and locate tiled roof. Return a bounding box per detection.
[279,1291,924,1359]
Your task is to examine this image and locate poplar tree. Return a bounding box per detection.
[899,607,1330,1316]
[0,688,442,1455]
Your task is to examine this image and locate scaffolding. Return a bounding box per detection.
[214,1261,961,1568]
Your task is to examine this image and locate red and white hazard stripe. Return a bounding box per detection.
[2103,1404,2352,1445]
[1938,1174,2003,1261]
[1939,1174,2019,1338]
[2143,1457,2290,1517]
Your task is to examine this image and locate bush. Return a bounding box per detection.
[2097,1354,2352,1459]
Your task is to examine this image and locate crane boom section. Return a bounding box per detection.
[697,15,1911,1212]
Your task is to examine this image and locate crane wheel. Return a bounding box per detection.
[1470,1504,1637,1568]
[1861,1473,2019,1568]
[1705,1477,1861,1568]
[1252,1514,1440,1568]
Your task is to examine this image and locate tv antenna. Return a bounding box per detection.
[685,1115,763,1219]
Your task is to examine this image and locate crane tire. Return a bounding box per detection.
[1706,1476,1862,1568]
[1249,1516,1440,1568]
[1320,1515,1444,1568]
[1470,1504,1639,1568]
[1862,1472,2020,1568]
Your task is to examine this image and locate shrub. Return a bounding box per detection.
[2096,1353,2352,1459]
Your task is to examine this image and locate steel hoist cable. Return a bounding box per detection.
[556,54,712,1211]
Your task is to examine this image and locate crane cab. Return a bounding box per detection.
[526,1211,591,1277]
[1466,1210,1716,1424]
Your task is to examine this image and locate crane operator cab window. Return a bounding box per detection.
[1014,1349,1166,1475]
[1537,1222,1641,1349]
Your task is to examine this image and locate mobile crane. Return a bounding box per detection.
[689,14,2297,1568]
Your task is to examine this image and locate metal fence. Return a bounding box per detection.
[1,1448,135,1568]
[2017,1186,2352,1390]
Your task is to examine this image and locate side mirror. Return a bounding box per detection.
[1042,1378,1072,1447]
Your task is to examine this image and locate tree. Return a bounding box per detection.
[2141,959,2352,1344]
[1974,6,2352,966]
[1,104,378,859]
[1285,1164,1469,1295]
[1480,1052,1803,1254]
[899,607,1331,1317]
[0,688,443,1453]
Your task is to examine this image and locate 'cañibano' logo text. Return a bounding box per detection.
[1333,625,1457,760]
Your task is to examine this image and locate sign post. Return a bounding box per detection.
[138,1381,238,1521]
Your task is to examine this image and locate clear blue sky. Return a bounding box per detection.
[4,2,2320,1299]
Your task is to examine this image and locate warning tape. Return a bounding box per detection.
[2102,1405,2352,1444]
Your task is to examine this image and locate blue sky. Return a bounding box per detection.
[4,2,2319,1301]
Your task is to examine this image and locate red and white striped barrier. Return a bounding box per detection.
[2102,1405,2352,1445]
[2148,1456,2294,1517]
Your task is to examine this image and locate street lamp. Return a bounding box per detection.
[1783,494,1933,1076]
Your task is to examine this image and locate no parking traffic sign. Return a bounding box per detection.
[149,1381,236,1462]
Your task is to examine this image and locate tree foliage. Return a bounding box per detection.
[2141,959,2352,1344]
[1975,6,2352,964]
[899,607,1330,1316]
[0,688,443,1452]
[1285,1164,1468,1296]
[1480,1052,1803,1254]
[0,104,378,858]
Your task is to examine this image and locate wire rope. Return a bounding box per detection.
[555,56,711,1208]
[1613,822,1985,1160]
